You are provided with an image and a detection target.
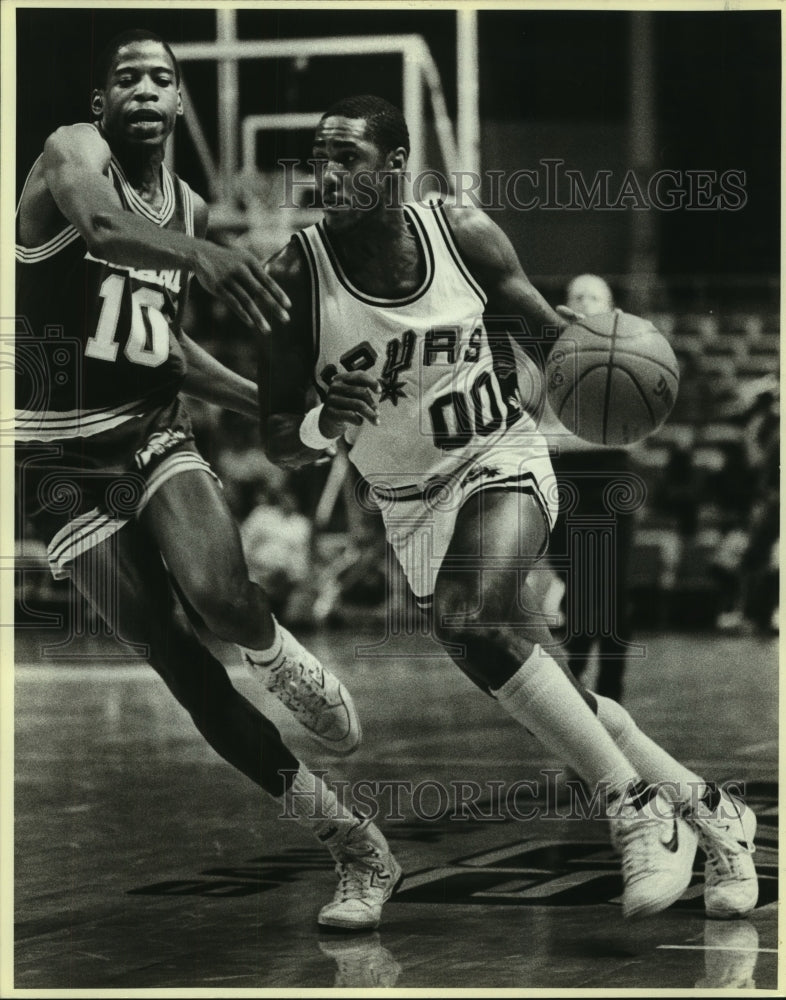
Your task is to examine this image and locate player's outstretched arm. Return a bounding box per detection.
[259,242,381,470]
[180,334,257,418]
[443,203,566,368]
[38,124,290,333]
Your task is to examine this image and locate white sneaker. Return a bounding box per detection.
[684,784,759,919]
[318,819,403,930]
[610,783,698,919]
[245,633,361,755]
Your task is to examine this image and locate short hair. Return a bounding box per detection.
[94,29,180,89]
[320,95,409,156]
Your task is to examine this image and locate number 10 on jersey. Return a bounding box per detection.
[85,273,170,367]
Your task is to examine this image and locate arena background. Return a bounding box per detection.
[13,4,780,635]
[6,3,781,994]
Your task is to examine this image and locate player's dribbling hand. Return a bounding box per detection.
[193,242,292,333]
[556,305,586,323]
[320,371,381,437]
[556,305,623,324]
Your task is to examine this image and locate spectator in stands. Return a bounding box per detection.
[240,480,312,621]
[711,378,779,634]
[212,411,275,520]
[652,445,701,537]
[669,348,716,426]
[544,274,635,702]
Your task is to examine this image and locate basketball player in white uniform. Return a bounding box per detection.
[259,96,758,921]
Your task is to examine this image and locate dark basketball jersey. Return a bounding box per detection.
[15,126,195,443]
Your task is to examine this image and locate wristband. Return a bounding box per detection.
[299,404,340,451]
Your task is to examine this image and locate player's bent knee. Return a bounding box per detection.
[432,578,540,648]
[431,582,478,646]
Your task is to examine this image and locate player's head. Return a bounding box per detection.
[566,274,614,317]
[313,95,410,232]
[91,30,182,146]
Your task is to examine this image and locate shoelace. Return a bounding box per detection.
[692,816,754,878]
[616,812,664,878]
[266,660,331,713]
[334,859,381,901]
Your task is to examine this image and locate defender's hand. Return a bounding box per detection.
[321,371,381,437]
[193,242,292,333]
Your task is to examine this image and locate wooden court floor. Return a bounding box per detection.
[10,624,780,993]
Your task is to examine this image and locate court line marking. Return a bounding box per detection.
[14,663,242,681]
[738,741,778,754]
[657,945,778,954]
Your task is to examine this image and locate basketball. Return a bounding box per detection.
[545,310,680,446]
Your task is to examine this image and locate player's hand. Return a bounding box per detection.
[556,305,623,323]
[320,371,381,437]
[556,305,586,323]
[192,242,292,333]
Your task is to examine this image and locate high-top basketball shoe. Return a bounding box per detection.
[683,783,758,919]
[610,782,698,919]
[318,818,403,930]
[245,626,361,755]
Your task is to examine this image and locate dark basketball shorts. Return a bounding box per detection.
[16,396,220,580]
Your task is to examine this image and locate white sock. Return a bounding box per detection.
[283,765,360,846]
[240,617,286,670]
[595,695,706,807]
[494,645,639,799]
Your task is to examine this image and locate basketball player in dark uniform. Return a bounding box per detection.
[15,34,400,931]
[259,95,758,922]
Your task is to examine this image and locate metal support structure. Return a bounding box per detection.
[402,50,424,190]
[170,34,463,204]
[241,113,322,173]
[457,8,480,176]
[216,9,239,204]
[628,12,657,313]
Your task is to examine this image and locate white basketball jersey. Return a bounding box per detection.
[295,200,549,493]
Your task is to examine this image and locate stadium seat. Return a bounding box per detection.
[717,312,764,338]
[738,357,777,378]
[650,423,696,449]
[645,312,676,338]
[673,313,718,339]
[698,422,743,445]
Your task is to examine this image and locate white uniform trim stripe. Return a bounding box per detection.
[109,158,176,226]
[48,510,117,579]
[46,451,220,579]
[429,201,488,306]
[144,452,218,495]
[313,207,435,308]
[15,225,81,262]
[14,398,150,441]
[294,231,322,359]
[16,398,150,424]
[371,469,554,527]
[179,180,194,237]
[15,153,43,221]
